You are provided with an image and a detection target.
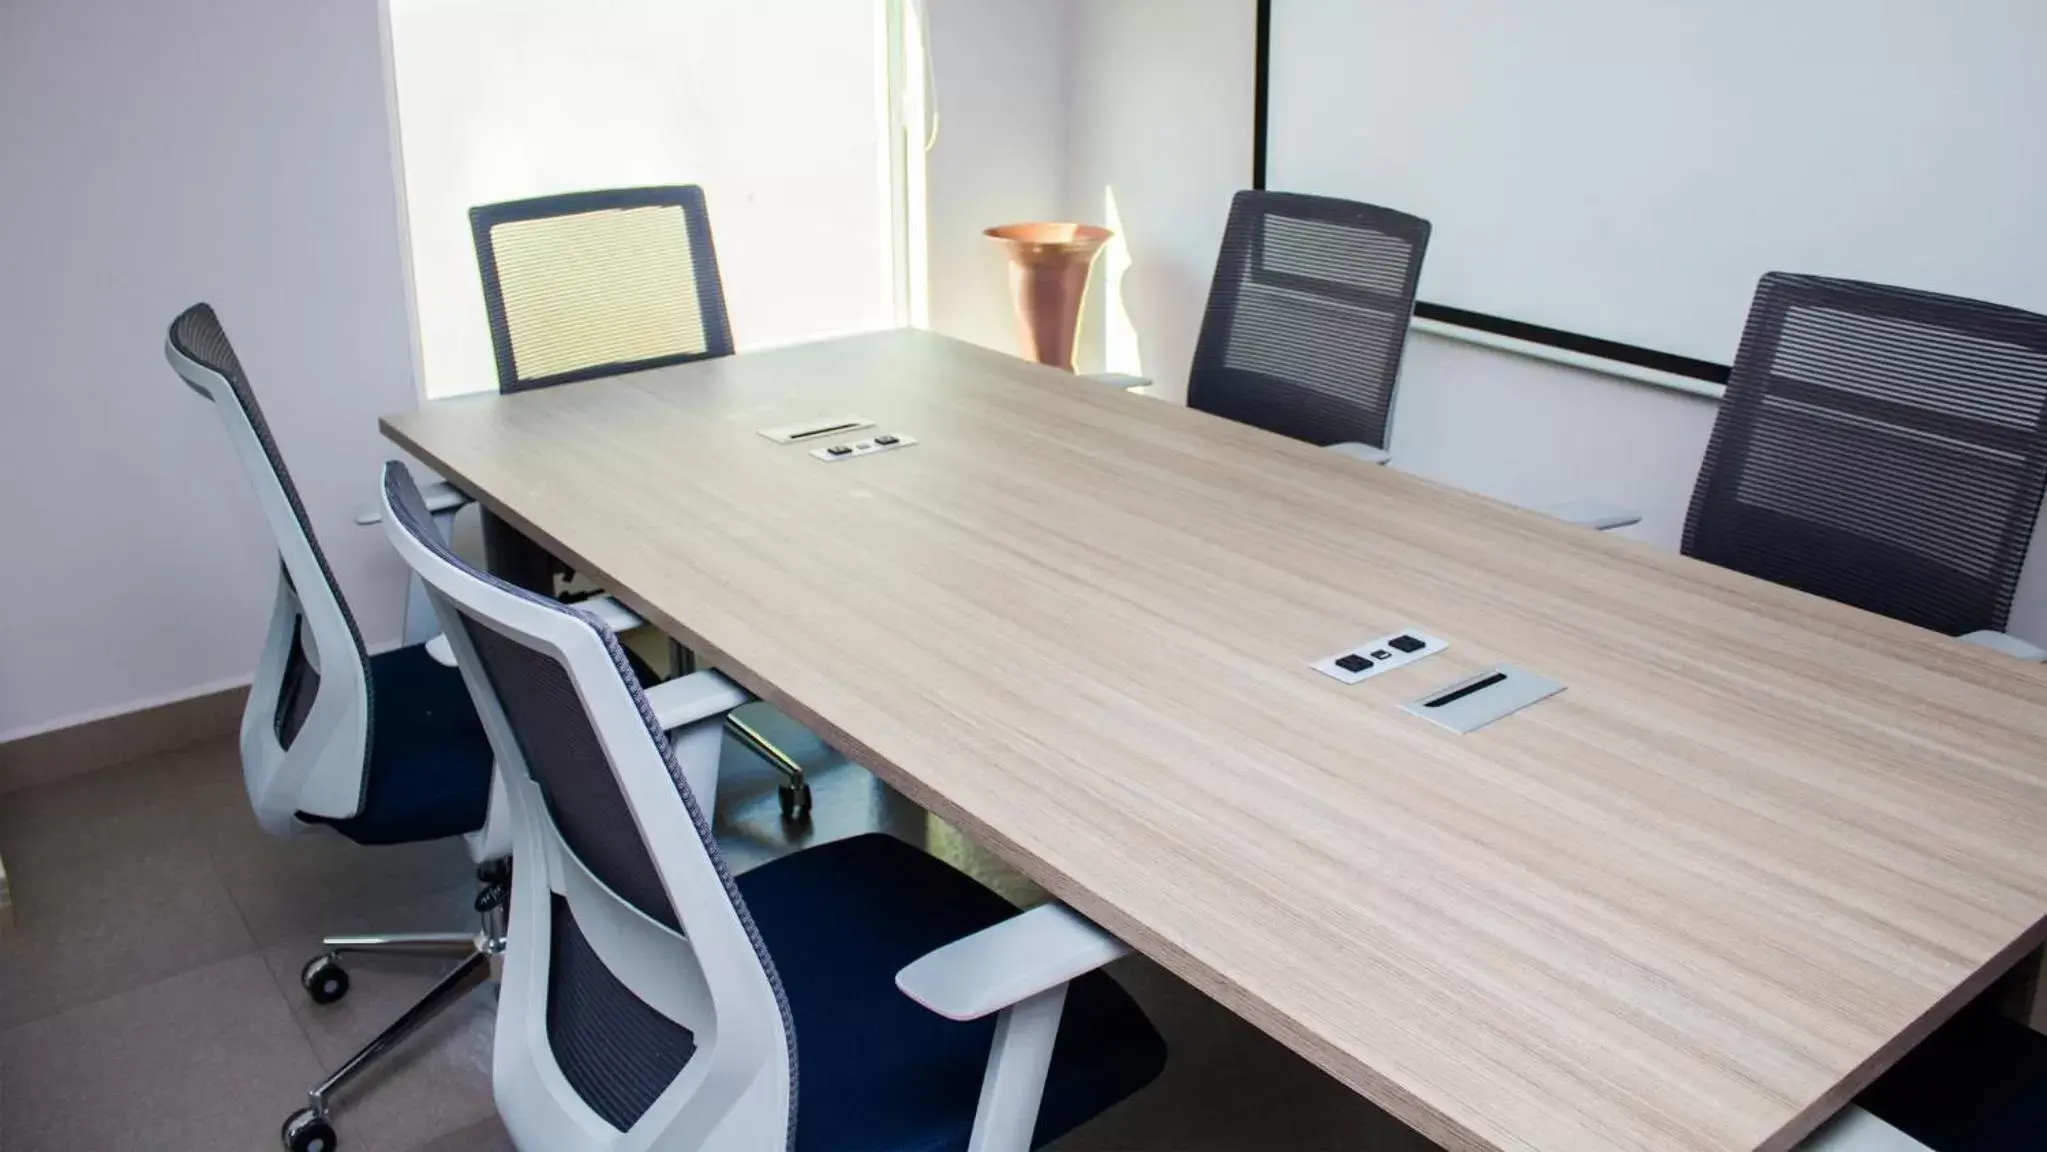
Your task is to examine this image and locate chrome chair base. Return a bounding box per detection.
[725,710,814,821]
[279,864,510,1152]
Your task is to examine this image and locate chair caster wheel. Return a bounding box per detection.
[779,782,813,822]
[300,955,349,1006]
[282,1107,338,1152]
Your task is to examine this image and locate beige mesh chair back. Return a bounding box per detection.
[470,185,734,393]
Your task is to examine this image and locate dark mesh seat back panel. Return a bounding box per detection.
[277,614,321,749]
[1683,274,2047,635]
[382,463,799,1146]
[169,304,371,775]
[1187,191,1430,449]
[456,616,679,931]
[547,895,696,1131]
[469,186,734,393]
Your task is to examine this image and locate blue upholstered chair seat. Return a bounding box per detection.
[1860,1005,2047,1150]
[735,833,1166,1152]
[301,643,494,845]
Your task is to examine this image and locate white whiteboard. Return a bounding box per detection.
[1268,0,2047,366]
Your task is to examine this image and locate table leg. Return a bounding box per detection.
[479,508,702,677]
[478,508,559,596]
[1994,943,2046,1030]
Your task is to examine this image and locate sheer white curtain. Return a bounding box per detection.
[388,0,899,397]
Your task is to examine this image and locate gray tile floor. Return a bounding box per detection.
[0,723,1439,1152]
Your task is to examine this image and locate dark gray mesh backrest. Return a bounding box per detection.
[382,463,798,1141]
[545,893,696,1130]
[273,590,323,749]
[169,304,370,753]
[458,616,678,928]
[469,185,734,394]
[1187,191,1431,450]
[1683,274,2047,635]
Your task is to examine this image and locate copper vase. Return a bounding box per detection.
[985,222,1113,371]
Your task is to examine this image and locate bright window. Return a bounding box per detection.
[388,0,902,397]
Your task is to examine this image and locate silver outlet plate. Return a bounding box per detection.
[1402,664,1564,734]
[758,416,876,444]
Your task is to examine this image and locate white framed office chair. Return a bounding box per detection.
[380,460,1168,1151]
[167,304,513,1152]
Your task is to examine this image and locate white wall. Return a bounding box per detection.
[921,0,1254,384]
[1060,0,1254,395]
[921,0,1070,354]
[0,0,418,740]
[1384,336,1711,547]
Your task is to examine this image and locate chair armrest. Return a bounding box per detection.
[572,594,646,634]
[1959,630,2047,662]
[1326,442,1392,466]
[644,670,751,732]
[424,634,456,668]
[897,903,1129,1022]
[1794,1106,1931,1151]
[358,478,469,525]
[1537,500,1642,531]
[1082,372,1151,390]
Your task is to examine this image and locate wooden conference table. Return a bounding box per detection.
[385,329,2047,1152]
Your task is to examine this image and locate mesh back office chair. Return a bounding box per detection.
[1682,273,2047,641]
[1661,276,2047,1149]
[1095,191,1635,527]
[467,183,827,820]
[471,184,734,393]
[380,460,1166,1152]
[369,184,734,633]
[1185,190,1431,461]
[166,305,511,1152]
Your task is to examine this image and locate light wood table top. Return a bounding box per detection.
[385,329,2047,1152]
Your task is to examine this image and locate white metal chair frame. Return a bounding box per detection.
[167,308,520,1152]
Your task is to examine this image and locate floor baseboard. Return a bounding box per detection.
[0,684,248,796]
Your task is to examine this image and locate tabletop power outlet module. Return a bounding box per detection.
[1311,628,1446,683]
[810,433,917,461]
